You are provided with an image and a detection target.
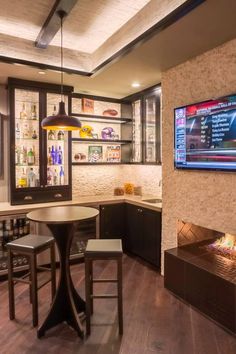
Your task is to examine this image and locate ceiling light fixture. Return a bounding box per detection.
[41,10,81,131]
[131,82,141,88]
[38,71,46,75]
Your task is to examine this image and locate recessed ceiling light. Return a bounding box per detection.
[131,82,141,88]
[38,71,46,75]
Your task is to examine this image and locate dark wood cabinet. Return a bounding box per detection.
[99,202,161,267]
[126,203,161,267]
[99,203,125,239]
[9,78,73,205]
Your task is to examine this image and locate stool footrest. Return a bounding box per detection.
[92,279,117,283]
[91,294,118,299]
[12,277,31,285]
[37,266,51,272]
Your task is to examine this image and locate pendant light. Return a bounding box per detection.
[41,10,81,131]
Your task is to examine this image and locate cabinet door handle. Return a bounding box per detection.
[24,195,33,201]
[54,193,62,198]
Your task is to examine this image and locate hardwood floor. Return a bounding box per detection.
[0,254,235,354]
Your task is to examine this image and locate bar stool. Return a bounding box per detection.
[7,234,56,327]
[84,239,123,335]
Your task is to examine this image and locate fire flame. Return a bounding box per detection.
[208,233,236,260]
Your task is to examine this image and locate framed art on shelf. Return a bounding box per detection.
[88,146,103,162]
[82,98,94,114]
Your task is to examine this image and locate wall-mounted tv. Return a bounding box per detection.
[174,93,236,171]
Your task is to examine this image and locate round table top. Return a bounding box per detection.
[27,205,99,224]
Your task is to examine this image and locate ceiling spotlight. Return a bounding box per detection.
[131,82,141,88]
[38,71,46,75]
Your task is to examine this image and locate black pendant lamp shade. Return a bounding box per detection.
[41,10,81,131]
[41,101,81,131]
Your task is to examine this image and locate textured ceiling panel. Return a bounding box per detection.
[0,0,55,41]
[51,0,151,53]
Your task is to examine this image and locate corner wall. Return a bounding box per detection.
[161,38,236,270]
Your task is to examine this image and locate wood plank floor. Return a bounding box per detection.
[0,254,235,354]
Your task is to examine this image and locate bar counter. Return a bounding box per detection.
[0,195,162,216]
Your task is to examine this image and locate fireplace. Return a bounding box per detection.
[164,221,236,334]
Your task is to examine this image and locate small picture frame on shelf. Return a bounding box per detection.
[106,145,121,162]
[92,133,98,139]
[88,146,103,162]
[82,98,94,114]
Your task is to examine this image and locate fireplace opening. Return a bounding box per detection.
[206,233,236,260]
[177,220,236,262]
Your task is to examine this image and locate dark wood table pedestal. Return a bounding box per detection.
[37,223,85,338]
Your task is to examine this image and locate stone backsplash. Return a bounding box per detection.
[72,164,162,198]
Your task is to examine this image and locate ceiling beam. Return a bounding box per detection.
[35,0,78,49]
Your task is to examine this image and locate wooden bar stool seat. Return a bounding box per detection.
[84,239,123,335]
[7,234,56,327]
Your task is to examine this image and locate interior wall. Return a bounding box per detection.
[72,164,162,198]
[0,85,9,202]
[161,37,236,271]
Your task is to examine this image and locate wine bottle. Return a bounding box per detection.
[20,103,27,119]
[16,123,21,139]
[19,146,26,165]
[31,104,37,120]
[59,166,65,185]
[27,148,35,165]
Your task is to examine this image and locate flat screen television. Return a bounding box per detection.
[174,93,236,171]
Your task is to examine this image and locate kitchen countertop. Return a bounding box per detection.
[0,195,162,216]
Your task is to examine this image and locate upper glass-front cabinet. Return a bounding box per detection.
[9,78,72,205]
[131,88,161,164]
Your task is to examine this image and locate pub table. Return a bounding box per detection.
[27,205,99,338]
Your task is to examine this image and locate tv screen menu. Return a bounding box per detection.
[175,94,236,170]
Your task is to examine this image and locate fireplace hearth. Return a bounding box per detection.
[164,221,236,335]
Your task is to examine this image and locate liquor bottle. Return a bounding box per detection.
[15,146,19,165]
[52,105,57,116]
[32,130,38,139]
[59,166,65,185]
[28,168,36,187]
[48,147,53,165]
[18,168,27,188]
[51,145,56,165]
[31,104,37,120]
[19,146,26,165]
[47,167,53,185]
[16,123,21,139]
[57,146,63,164]
[20,103,27,119]
[27,148,35,165]
[48,130,55,140]
[53,169,58,185]
[55,146,58,164]
[57,130,64,140]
